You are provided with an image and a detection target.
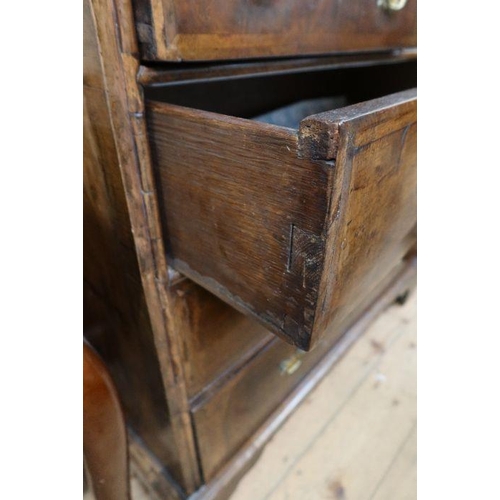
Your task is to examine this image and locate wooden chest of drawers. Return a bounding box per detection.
[83,0,416,497]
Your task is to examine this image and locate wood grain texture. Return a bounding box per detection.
[193,339,313,481]
[148,102,334,349]
[133,0,417,61]
[84,0,182,485]
[128,432,184,500]
[302,88,417,347]
[170,278,274,400]
[147,88,417,350]
[190,260,416,487]
[84,0,201,492]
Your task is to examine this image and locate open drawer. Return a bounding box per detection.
[146,61,417,350]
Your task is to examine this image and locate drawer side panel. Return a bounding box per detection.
[147,102,334,349]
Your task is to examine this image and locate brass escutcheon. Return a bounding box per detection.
[377,0,408,11]
[279,349,307,376]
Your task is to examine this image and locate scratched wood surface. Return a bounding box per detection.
[84,0,182,484]
[300,89,417,348]
[132,0,417,61]
[84,0,202,491]
[148,101,334,350]
[147,88,416,351]
[95,290,416,500]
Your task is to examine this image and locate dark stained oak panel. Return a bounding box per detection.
[299,90,417,345]
[148,103,333,349]
[170,278,274,400]
[84,0,192,490]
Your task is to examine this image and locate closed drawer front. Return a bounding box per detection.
[134,0,417,61]
[191,258,416,480]
[146,62,417,351]
[171,277,273,399]
[193,337,320,481]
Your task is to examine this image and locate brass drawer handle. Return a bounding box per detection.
[378,0,408,11]
[279,349,306,376]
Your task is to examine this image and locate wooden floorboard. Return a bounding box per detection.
[370,424,417,500]
[229,292,417,500]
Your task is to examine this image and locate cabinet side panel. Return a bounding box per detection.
[83,0,185,489]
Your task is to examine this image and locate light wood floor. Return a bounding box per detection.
[89,292,417,500]
[229,292,417,500]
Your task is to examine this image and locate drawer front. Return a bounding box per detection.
[191,258,416,480]
[134,0,417,61]
[193,338,315,481]
[147,76,416,351]
[299,90,417,344]
[171,278,273,399]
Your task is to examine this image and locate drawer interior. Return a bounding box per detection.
[144,60,416,122]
